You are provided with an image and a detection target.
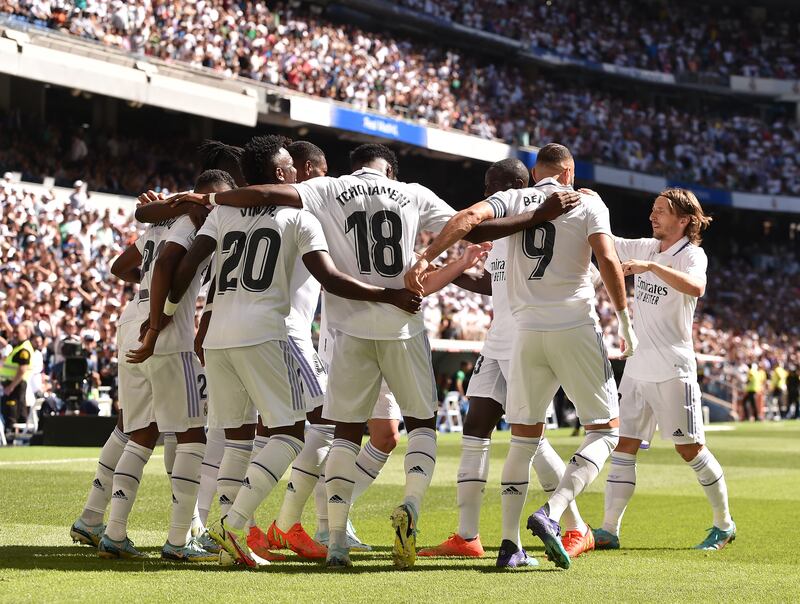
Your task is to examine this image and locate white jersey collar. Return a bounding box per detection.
[659,236,691,256]
[351,167,386,178]
[534,176,572,190]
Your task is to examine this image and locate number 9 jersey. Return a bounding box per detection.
[487,177,613,331]
[197,205,329,349]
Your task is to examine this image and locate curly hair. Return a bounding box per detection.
[349,143,399,179]
[194,169,236,192]
[241,135,293,186]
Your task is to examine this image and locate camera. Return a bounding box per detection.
[58,339,90,409]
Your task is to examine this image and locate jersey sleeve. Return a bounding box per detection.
[291,177,336,216]
[485,189,516,218]
[165,215,197,251]
[614,237,649,262]
[295,211,329,256]
[679,246,708,282]
[196,207,221,242]
[415,185,455,233]
[584,197,613,238]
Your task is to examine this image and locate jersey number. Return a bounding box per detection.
[522,223,556,280]
[218,228,281,293]
[344,210,404,277]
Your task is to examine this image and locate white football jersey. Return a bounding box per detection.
[285,257,321,341]
[292,168,454,340]
[488,177,612,331]
[127,216,207,354]
[478,237,514,361]
[615,235,707,382]
[317,293,335,366]
[197,205,328,349]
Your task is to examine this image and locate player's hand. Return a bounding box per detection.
[621,260,651,276]
[126,328,159,364]
[183,202,211,229]
[459,242,492,269]
[136,190,165,207]
[616,309,638,358]
[138,314,173,342]
[537,191,582,221]
[405,258,429,295]
[3,385,13,396]
[383,288,423,314]
[166,191,207,207]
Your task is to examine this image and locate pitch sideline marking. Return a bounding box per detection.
[0,454,164,467]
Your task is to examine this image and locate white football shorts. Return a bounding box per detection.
[507,324,618,426]
[619,373,705,445]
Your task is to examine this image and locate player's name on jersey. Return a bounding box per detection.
[335,183,412,208]
[522,194,544,206]
[240,206,277,218]
[153,218,179,228]
[636,276,668,305]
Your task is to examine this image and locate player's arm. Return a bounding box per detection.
[302,251,422,314]
[622,261,705,297]
[418,242,492,296]
[194,273,215,366]
[465,191,582,243]
[590,232,638,357]
[452,269,492,296]
[111,244,143,284]
[135,201,210,229]
[3,351,29,396]
[165,185,303,210]
[406,200,498,293]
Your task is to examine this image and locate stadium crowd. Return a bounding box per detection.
[2,1,800,196]
[399,0,800,80]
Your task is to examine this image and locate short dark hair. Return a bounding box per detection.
[349,144,399,179]
[536,143,573,167]
[488,158,529,186]
[241,135,292,185]
[287,140,326,167]
[194,169,236,191]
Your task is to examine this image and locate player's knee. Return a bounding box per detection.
[675,443,702,462]
[369,428,400,453]
[614,436,641,455]
[462,415,494,439]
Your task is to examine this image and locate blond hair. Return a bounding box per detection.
[658,188,712,245]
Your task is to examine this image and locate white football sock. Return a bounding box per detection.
[501,435,538,548]
[168,442,205,546]
[198,428,225,525]
[81,426,128,526]
[601,452,637,535]
[688,448,733,531]
[105,440,153,541]
[456,435,491,540]
[246,435,270,529]
[325,439,360,549]
[547,428,618,521]
[226,435,302,531]
[351,440,390,504]
[217,439,252,519]
[163,432,177,477]
[314,473,329,534]
[403,427,437,516]
[276,424,334,532]
[532,438,587,534]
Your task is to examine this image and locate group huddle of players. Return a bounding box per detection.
[68,134,736,571]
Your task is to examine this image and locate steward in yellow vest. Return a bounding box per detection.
[2,323,34,425]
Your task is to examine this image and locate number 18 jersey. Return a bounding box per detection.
[487,177,612,331]
[292,168,454,340]
[196,205,328,349]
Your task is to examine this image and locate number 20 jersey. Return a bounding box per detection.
[487,177,612,332]
[196,205,328,349]
[292,168,454,340]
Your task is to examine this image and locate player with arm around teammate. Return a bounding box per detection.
[408,143,638,570]
[592,188,736,551]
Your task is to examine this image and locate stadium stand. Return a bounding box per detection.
[2,0,799,195]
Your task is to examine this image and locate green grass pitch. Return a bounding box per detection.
[1,422,798,603]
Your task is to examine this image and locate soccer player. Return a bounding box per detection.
[592,188,736,551]
[407,143,638,569]
[97,170,235,561]
[159,138,422,568]
[418,158,593,567]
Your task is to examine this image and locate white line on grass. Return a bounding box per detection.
[0,454,164,467]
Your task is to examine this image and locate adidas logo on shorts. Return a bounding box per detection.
[242,477,252,489]
[92,478,104,491]
[287,482,295,493]
[673,429,684,437]
[219,494,233,505]
[328,495,346,504]
[112,490,128,500]
[408,465,427,476]
[501,485,522,495]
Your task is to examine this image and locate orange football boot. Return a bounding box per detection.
[267,521,327,559]
[418,534,485,558]
[561,526,595,558]
[246,525,287,562]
